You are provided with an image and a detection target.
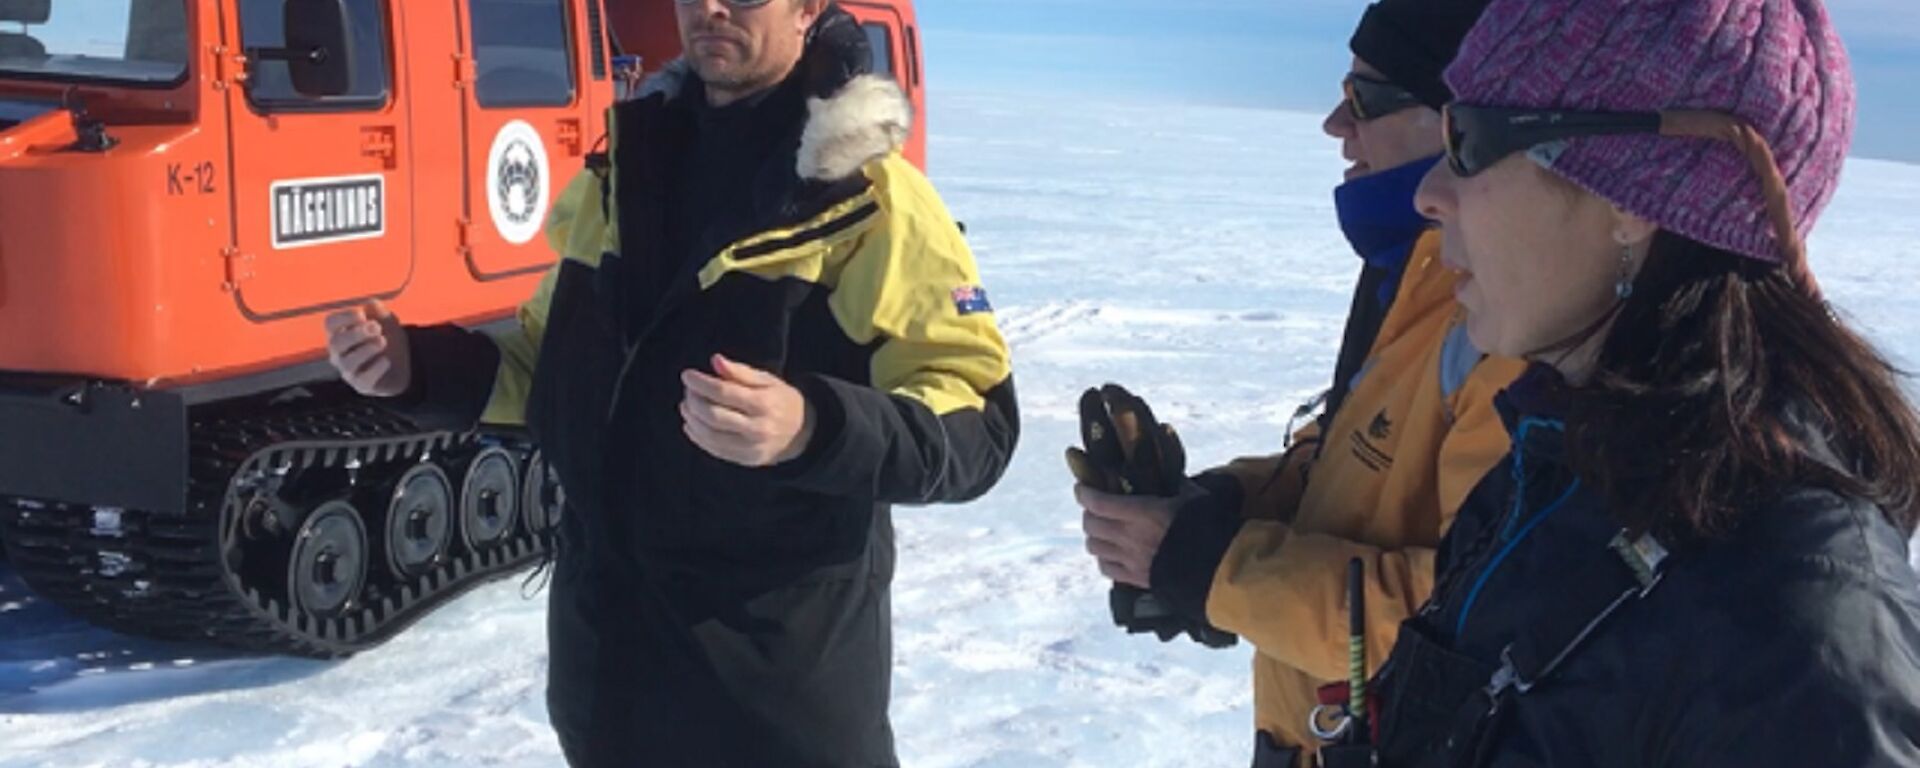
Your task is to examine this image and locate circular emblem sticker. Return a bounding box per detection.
[486,120,551,245]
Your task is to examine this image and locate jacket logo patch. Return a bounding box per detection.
[1351,409,1395,472]
[1368,409,1393,440]
[952,285,993,315]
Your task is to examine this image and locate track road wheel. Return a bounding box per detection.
[382,464,454,579]
[520,451,564,534]
[288,500,369,617]
[459,447,520,551]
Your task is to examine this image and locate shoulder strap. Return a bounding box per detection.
[1320,265,1393,437]
[1493,531,1670,695]
[1377,530,1670,768]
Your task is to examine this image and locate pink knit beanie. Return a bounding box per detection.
[1446,0,1855,268]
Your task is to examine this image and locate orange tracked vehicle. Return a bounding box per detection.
[0,0,926,657]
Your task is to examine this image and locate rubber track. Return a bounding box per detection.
[0,401,550,658]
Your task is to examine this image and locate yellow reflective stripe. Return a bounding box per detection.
[696,190,881,290]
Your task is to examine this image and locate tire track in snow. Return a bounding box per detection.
[996,301,1104,347]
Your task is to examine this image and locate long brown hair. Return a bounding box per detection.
[1567,231,1920,542]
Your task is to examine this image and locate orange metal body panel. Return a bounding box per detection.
[0,0,921,392]
[838,0,925,169]
[0,1,613,389]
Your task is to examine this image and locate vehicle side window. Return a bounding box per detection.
[239,0,392,111]
[469,0,576,108]
[861,22,893,79]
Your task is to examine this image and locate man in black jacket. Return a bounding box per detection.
[322,2,1019,765]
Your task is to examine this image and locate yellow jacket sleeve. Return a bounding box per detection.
[1203,419,1322,523]
[477,168,611,427]
[476,266,556,427]
[1209,517,1431,679]
[774,155,1019,504]
[399,167,609,432]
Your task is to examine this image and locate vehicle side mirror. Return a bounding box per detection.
[0,0,52,27]
[251,0,353,97]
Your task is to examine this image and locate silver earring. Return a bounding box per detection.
[1615,243,1635,300]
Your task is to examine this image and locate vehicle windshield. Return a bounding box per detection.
[0,1,189,85]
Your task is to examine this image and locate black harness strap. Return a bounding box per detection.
[1499,532,1668,694]
[1372,530,1671,768]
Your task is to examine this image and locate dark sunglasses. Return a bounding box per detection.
[1443,103,1803,263]
[675,0,776,7]
[1343,74,1422,122]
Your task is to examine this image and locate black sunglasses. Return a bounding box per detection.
[1344,74,1422,122]
[1442,105,1670,178]
[1442,103,1804,264]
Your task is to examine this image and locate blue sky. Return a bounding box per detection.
[28,1,1918,161]
[918,0,1920,164]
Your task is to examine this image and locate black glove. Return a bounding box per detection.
[1067,384,1237,649]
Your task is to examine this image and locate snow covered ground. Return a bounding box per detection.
[4,89,1919,767]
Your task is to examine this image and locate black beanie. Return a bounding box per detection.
[1349,0,1493,110]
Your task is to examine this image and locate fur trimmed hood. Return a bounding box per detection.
[796,74,912,181]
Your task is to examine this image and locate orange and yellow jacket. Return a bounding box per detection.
[1149,231,1525,763]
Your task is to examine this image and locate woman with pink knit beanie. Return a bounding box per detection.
[1320,1,1920,766]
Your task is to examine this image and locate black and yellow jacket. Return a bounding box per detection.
[411,56,1016,586]
[401,12,1016,763]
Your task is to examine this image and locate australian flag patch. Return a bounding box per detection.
[952,285,993,315]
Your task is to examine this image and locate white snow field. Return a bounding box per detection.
[3,89,1919,767]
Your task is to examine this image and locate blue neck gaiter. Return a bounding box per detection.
[1335,155,1441,309]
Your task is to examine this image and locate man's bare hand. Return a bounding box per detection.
[324,300,412,397]
[680,354,815,467]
